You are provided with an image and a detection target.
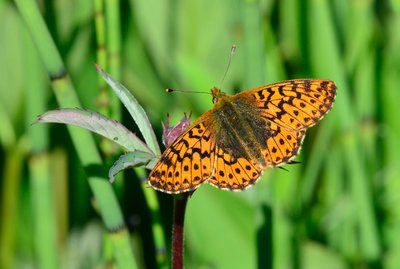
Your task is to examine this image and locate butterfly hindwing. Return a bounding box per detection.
[263,121,306,166]
[207,147,263,191]
[148,116,215,194]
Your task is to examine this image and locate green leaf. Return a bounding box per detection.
[108,151,156,183]
[35,108,153,154]
[96,65,161,156]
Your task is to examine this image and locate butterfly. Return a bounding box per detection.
[148,79,336,194]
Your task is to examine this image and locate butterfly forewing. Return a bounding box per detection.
[234,79,336,131]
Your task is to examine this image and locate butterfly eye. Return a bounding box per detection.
[211,88,225,104]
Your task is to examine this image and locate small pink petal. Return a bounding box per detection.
[162,113,191,147]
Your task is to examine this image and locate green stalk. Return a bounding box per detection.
[29,154,58,269]
[0,24,21,266]
[0,141,27,269]
[14,0,137,268]
[94,0,108,72]
[94,0,109,117]
[105,0,121,120]
[51,148,69,245]
[25,32,58,269]
[95,0,123,160]
[136,169,168,269]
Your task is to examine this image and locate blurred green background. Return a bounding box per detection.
[1,0,400,268]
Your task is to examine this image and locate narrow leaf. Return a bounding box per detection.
[96,65,161,155]
[35,108,153,155]
[109,151,156,183]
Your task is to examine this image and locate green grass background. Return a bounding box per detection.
[1,0,400,268]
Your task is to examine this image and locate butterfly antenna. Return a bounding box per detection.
[219,44,237,87]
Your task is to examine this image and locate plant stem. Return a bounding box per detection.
[171,193,190,269]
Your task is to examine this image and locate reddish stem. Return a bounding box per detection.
[171,193,190,269]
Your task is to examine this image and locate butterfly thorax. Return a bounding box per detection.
[210,89,269,166]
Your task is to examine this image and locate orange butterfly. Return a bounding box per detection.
[148,79,336,194]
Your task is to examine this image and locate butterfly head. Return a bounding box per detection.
[211,87,227,104]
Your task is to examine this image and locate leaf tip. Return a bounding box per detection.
[31,114,45,126]
[108,174,116,184]
[95,64,105,74]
